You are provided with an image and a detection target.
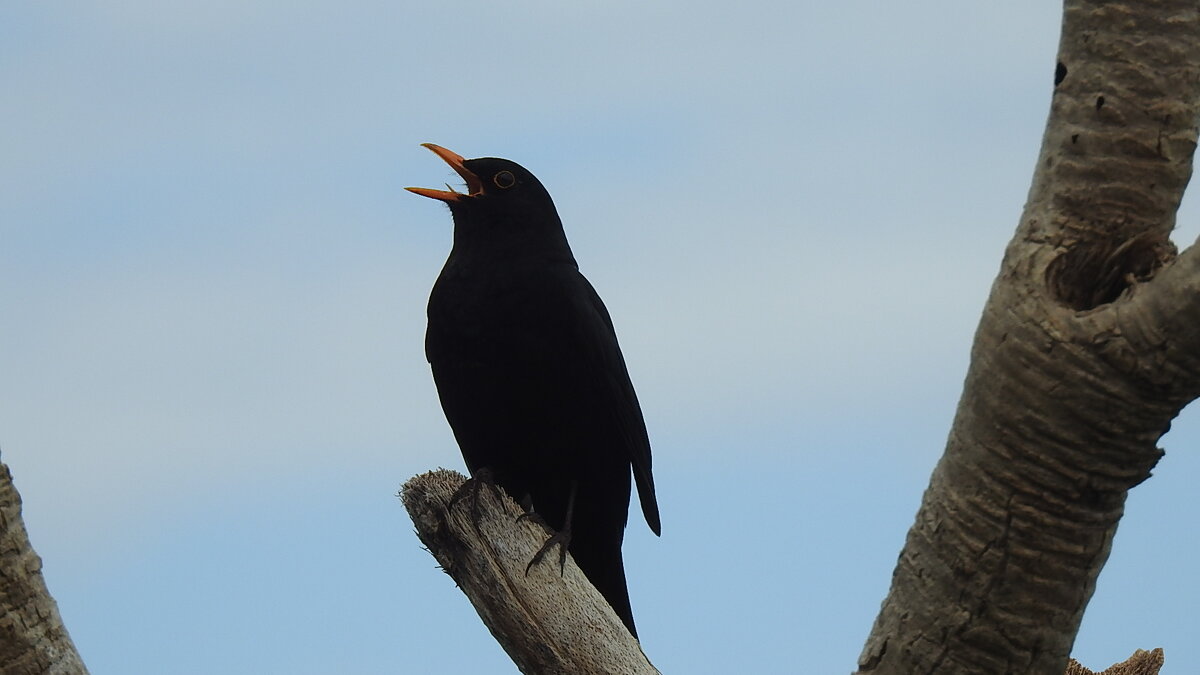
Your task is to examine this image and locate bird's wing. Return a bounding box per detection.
[569,272,661,536]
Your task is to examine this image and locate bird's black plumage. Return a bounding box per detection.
[408,144,660,637]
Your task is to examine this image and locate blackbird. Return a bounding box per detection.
[408,143,660,638]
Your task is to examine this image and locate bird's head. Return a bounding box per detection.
[407,143,560,224]
[407,143,571,260]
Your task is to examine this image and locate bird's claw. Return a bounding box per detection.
[526,529,571,577]
[447,468,500,524]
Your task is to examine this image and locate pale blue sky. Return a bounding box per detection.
[4,2,1198,673]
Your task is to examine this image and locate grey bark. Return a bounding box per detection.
[400,469,658,675]
[0,454,88,675]
[858,1,1200,673]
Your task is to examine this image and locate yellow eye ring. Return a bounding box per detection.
[494,171,516,189]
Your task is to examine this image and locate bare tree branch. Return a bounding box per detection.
[858,2,1199,672]
[400,469,658,675]
[0,453,88,675]
[1066,648,1164,675]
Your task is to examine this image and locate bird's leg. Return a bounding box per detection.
[525,480,577,577]
[447,467,501,524]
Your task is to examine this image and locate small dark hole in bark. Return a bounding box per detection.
[1095,96,1105,110]
[1054,61,1067,86]
[1071,134,1079,144]
[1077,484,1111,510]
[1046,232,1172,310]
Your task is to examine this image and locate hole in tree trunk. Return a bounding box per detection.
[1045,231,1173,310]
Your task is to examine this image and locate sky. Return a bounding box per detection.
[3,2,1199,673]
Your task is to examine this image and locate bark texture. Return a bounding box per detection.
[859,1,1200,673]
[1066,648,1164,675]
[0,455,88,675]
[400,469,658,675]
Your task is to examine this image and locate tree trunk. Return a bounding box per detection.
[400,469,659,675]
[0,454,89,675]
[858,1,1200,673]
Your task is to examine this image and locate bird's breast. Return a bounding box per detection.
[426,257,584,368]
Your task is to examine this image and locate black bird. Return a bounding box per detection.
[408,144,660,637]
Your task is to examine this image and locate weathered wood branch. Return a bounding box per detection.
[0,454,88,675]
[1066,648,1164,675]
[400,469,658,675]
[858,1,1199,672]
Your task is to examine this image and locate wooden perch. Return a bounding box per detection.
[400,469,658,675]
[1066,648,1164,675]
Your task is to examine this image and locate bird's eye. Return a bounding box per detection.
[493,171,516,189]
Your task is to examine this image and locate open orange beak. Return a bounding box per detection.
[406,143,484,202]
